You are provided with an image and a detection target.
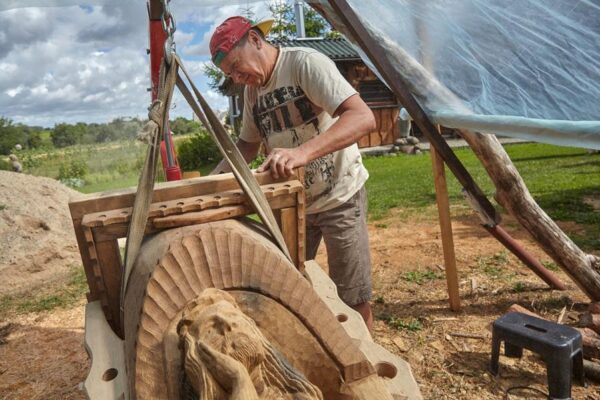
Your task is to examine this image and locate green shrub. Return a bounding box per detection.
[177,131,220,171]
[108,160,131,175]
[20,154,42,169]
[0,157,11,171]
[58,158,89,180]
[249,154,266,169]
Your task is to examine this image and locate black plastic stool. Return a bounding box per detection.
[490,311,584,400]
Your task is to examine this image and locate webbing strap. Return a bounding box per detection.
[174,54,292,262]
[120,57,179,330]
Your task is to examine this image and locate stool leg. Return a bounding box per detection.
[573,350,585,387]
[490,332,501,376]
[546,353,572,400]
[505,342,523,358]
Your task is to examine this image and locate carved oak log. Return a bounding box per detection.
[122,219,401,400]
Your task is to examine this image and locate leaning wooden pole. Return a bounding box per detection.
[430,129,461,311]
[320,0,600,300]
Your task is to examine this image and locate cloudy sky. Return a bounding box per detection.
[0,0,274,127]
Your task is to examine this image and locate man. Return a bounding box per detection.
[209,16,376,331]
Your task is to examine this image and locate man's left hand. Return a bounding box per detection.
[257,148,307,179]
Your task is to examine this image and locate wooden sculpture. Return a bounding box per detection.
[177,288,323,399]
[71,172,421,400]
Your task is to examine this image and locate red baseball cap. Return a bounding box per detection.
[210,16,274,67]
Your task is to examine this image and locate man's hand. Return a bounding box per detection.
[257,147,307,179]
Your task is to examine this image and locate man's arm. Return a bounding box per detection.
[257,94,375,179]
[210,138,261,174]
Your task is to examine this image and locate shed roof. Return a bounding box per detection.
[271,37,360,61]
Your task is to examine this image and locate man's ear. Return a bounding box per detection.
[249,30,263,49]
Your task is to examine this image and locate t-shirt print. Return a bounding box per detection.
[251,85,336,200]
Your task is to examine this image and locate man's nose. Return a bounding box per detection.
[231,71,244,84]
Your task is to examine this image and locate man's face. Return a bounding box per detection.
[219,33,265,87]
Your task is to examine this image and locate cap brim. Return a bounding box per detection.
[253,18,274,37]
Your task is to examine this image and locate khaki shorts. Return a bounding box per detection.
[306,185,372,306]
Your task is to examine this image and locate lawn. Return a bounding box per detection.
[364,143,600,250]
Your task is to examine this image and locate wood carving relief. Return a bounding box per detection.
[178,288,323,399]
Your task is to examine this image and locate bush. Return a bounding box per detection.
[0,157,11,171]
[51,123,85,148]
[177,131,220,171]
[58,158,89,180]
[249,154,266,169]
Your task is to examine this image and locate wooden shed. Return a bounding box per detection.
[221,37,401,149]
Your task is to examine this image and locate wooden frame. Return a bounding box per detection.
[69,171,306,335]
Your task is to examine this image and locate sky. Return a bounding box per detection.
[0,0,274,127]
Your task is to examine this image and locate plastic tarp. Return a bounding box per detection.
[312,0,600,149]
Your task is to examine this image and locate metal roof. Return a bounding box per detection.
[271,37,360,61]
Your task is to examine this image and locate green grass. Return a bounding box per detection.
[15,141,600,252]
[477,251,510,278]
[542,260,560,272]
[383,316,423,332]
[0,266,88,318]
[364,143,600,250]
[513,282,527,293]
[402,270,444,285]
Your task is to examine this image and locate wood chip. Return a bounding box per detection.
[433,317,459,322]
[449,331,486,340]
[557,306,567,324]
[448,339,462,352]
[392,336,409,352]
[430,340,445,352]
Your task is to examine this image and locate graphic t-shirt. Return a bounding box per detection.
[240,47,369,214]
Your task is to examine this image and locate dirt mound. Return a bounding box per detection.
[0,171,84,296]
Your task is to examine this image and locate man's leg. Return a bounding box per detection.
[319,186,373,331]
[305,213,322,261]
[352,301,373,333]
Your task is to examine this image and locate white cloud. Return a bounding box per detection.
[0,0,274,126]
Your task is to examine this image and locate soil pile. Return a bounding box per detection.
[0,171,83,295]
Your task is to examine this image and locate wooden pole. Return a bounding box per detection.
[430,127,460,311]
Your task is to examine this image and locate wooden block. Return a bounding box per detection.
[279,207,298,267]
[83,301,127,400]
[93,239,123,335]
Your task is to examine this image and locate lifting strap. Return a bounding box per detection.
[121,52,292,332]
[120,57,178,330]
[173,54,292,261]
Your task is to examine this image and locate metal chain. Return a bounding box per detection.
[161,0,176,64]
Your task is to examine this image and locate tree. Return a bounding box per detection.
[0,117,28,155]
[51,123,86,148]
[170,117,203,135]
[268,1,329,39]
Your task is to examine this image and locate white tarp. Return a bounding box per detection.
[314,0,600,149]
